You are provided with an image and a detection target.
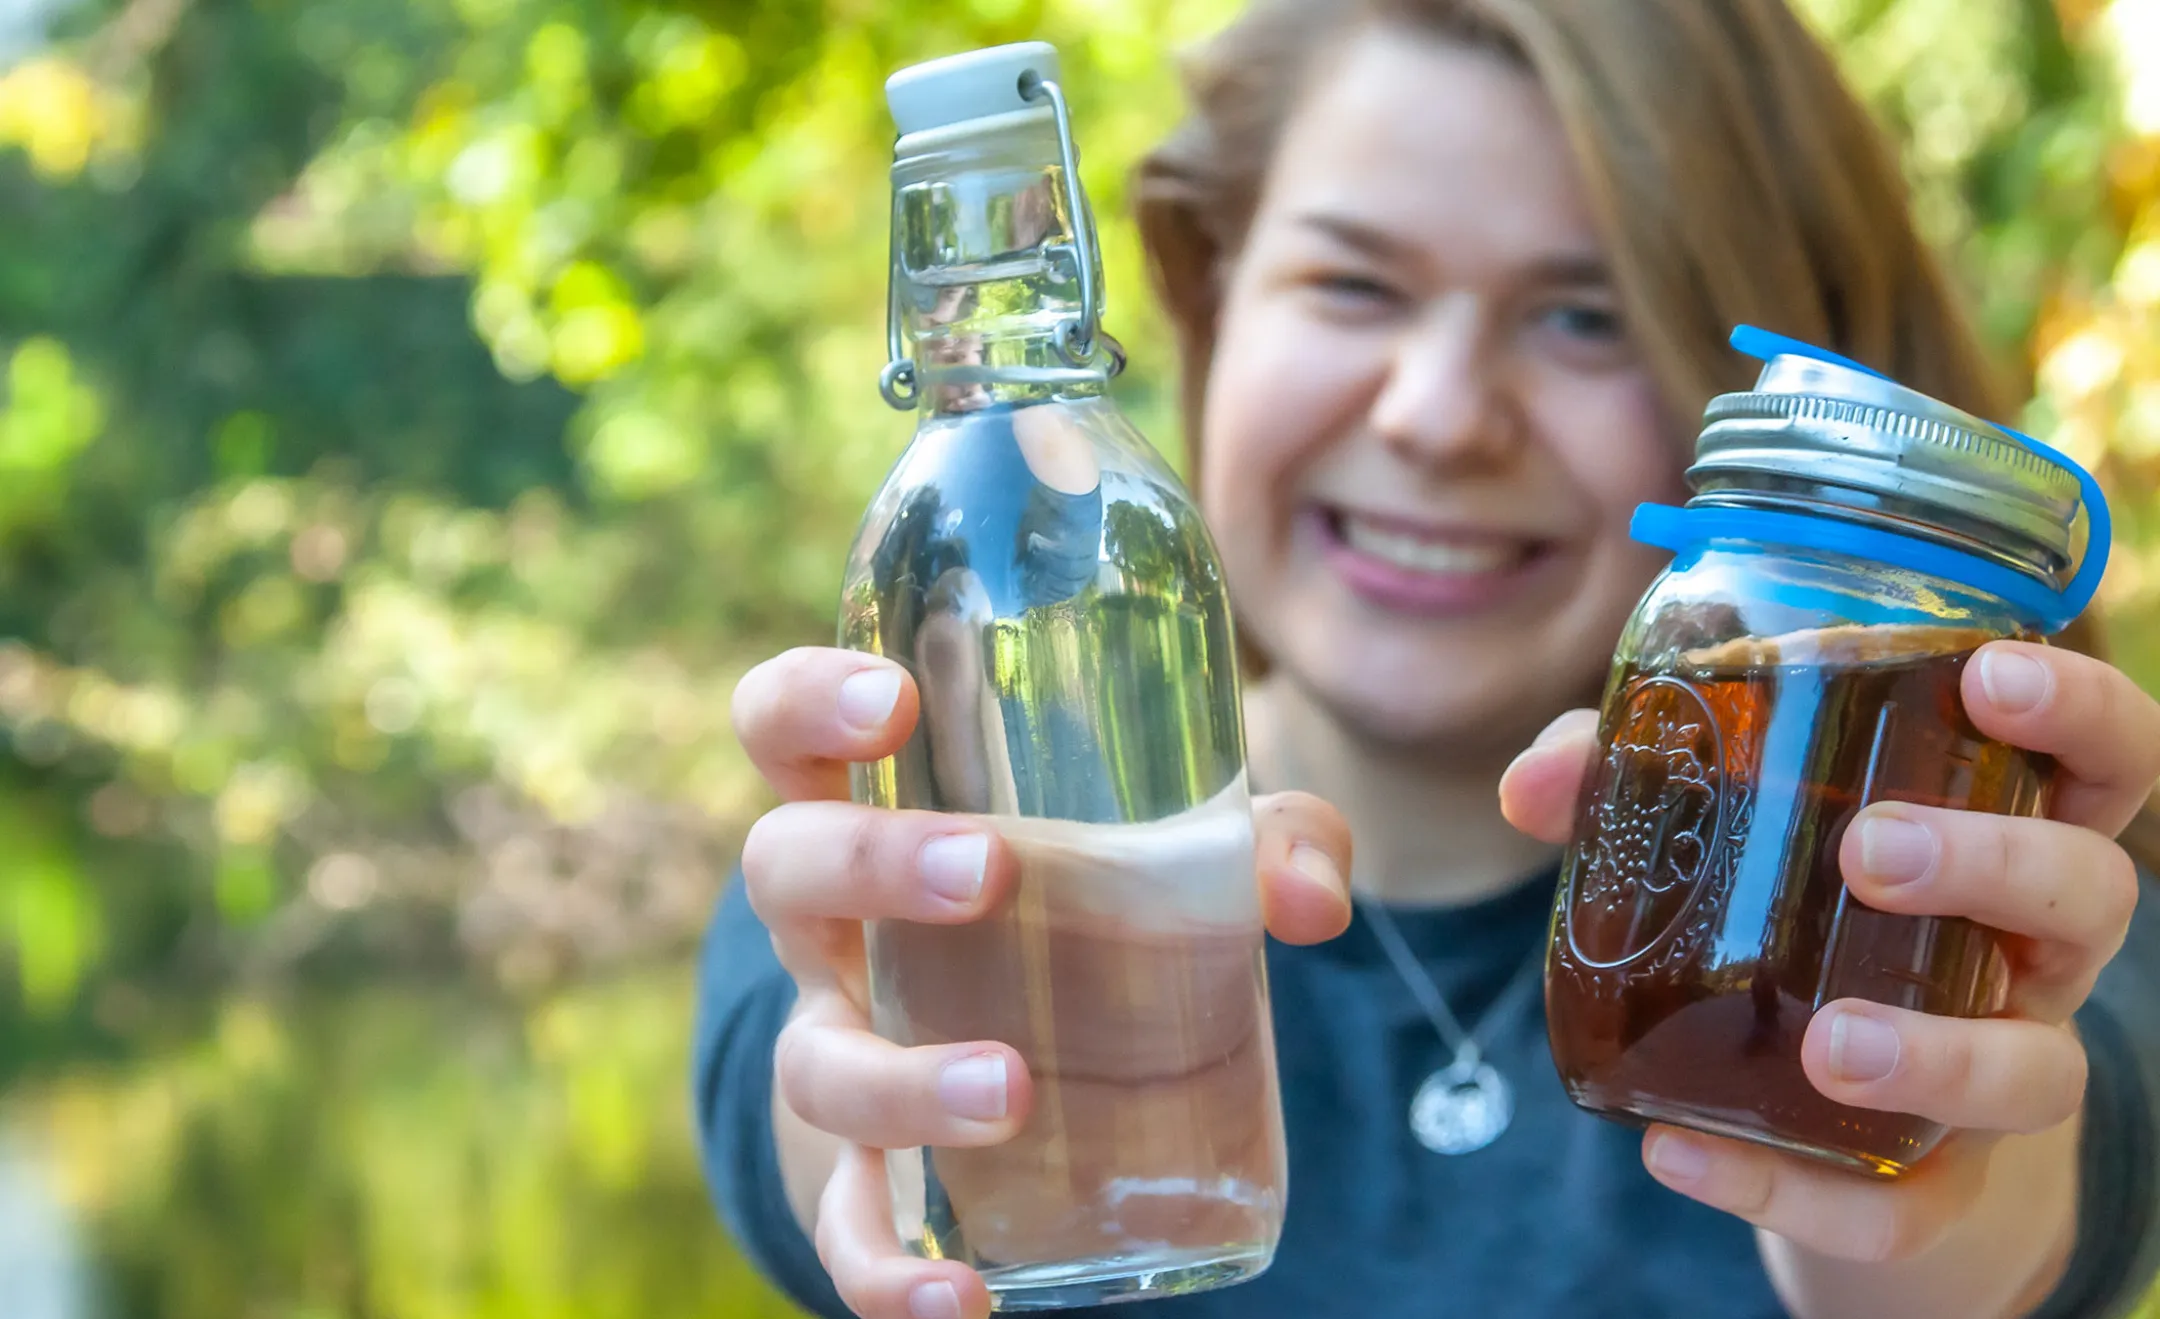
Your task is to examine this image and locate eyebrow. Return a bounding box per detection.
[1292,210,1423,263]
[1291,209,1613,285]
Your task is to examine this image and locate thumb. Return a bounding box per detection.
[1499,709,1601,846]
[1253,790,1354,945]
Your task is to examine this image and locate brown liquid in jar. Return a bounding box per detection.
[1547,625,2051,1177]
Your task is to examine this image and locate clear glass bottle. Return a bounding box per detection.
[839,44,1284,1308]
[1546,330,2111,1178]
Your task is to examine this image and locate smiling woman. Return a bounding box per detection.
[1135,0,2160,848]
[1176,33,1677,758]
[701,4,2160,1319]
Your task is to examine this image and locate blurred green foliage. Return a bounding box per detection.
[0,0,2150,1315]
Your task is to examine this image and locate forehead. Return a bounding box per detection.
[1259,29,1603,262]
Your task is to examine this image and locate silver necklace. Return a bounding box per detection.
[1355,895,1546,1155]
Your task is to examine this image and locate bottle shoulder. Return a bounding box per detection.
[1623,544,2036,669]
[843,397,1223,610]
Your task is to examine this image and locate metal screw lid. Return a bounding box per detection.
[1690,353,2085,582]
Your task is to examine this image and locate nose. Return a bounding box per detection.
[1369,305,1519,469]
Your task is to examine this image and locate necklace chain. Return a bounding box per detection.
[1353,894,1546,1070]
[1354,894,1547,1155]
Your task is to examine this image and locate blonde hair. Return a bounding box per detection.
[1135,0,2009,455]
[1133,0,2157,856]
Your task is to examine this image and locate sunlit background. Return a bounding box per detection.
[0,0,2154,1315]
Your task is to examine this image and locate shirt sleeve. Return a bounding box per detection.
[2028,867,2160,1319]
[692,871,850,1318]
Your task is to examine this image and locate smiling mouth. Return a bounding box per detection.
[1322,507,1543,576]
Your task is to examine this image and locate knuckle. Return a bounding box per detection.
[2039,1039,2089,1129]
[2138,699,2160,785]
[1732,1178,1774,1220]
[1926,1023,1977,1106]
[843,811,889,898]
[813,1171,847,1266]
[772,1021,823,1120]
[812,1208,838,1275]
[2089,658,2122,733]
[2095,845,2141,942]
[1721,1161,1775,1217]
[768,929,820,984]
[728,652,794,742]
[1983,814,2018,894]
[740,809,787,892]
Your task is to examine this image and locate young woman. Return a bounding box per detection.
[699,2,2160,1316]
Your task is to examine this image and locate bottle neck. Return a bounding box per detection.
[1687,473,2072,590]
[890,115,1108,416]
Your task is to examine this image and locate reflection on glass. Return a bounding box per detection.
[841,395,1283,1309]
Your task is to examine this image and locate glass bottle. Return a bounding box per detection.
[1545,328,2112,1177]
[838,43,1285,1308]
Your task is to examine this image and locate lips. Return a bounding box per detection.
[1337,515,1525,575]
[1314,507,1554,615]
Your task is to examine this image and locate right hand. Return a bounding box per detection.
[732,647,1354,1319]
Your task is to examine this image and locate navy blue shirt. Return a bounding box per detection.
[696,867,2160,1317]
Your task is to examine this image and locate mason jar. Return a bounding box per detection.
[1545,328,2111,1178]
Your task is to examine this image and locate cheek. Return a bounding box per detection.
[1200,298,1378,522]
[1538,374,1690,523]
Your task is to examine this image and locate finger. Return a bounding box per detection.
[1800,1002,2087,1134]
[1254,791,1353,945]
[732,648,920,802]
[816,1144,991,1319]
[777,1006,1030,1151]
[1963,642,2160,837]
[1641,1125,1987,1263]
[743,801,1016,934]
[1840,804,2138,1000]
[1498,709,1600,845]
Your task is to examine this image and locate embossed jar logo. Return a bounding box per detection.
[1567,676,1727,969]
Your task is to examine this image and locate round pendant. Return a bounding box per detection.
[1410,1058,1513,1155]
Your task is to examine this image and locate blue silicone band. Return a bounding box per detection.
[1632,503,2076,630]
[1728,325,1892,383]
[1997,423,2111,624]
[1626,327,2115,635]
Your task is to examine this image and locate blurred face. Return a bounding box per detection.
[1202,29,1686,757]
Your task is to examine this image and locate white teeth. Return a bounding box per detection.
[1340,517,1517,575]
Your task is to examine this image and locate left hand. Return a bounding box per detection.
[1499,640,2160,1265]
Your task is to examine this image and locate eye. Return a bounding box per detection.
[1318,272,1397,300]
[1536,301,1624,342]
[1301,269,1406,320]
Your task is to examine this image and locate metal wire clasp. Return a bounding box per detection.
[1018,69,1104,372]
[879,70,1123,411]
[880,211,919,409]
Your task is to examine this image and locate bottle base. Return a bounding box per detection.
[1569,1085,1916,1179]
[971,1244,1274,1310]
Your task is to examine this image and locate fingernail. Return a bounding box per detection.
[920,835,988,904]
[1979,649,2049,715]
[837,667,904,730]
[1828,1011,1902,1083]
[938,1054,1008,1122]
[909,1281,963,1319]
[1858,817,1935,886]
[1648,1131,1712,1183]
[1288,843,1343,894]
